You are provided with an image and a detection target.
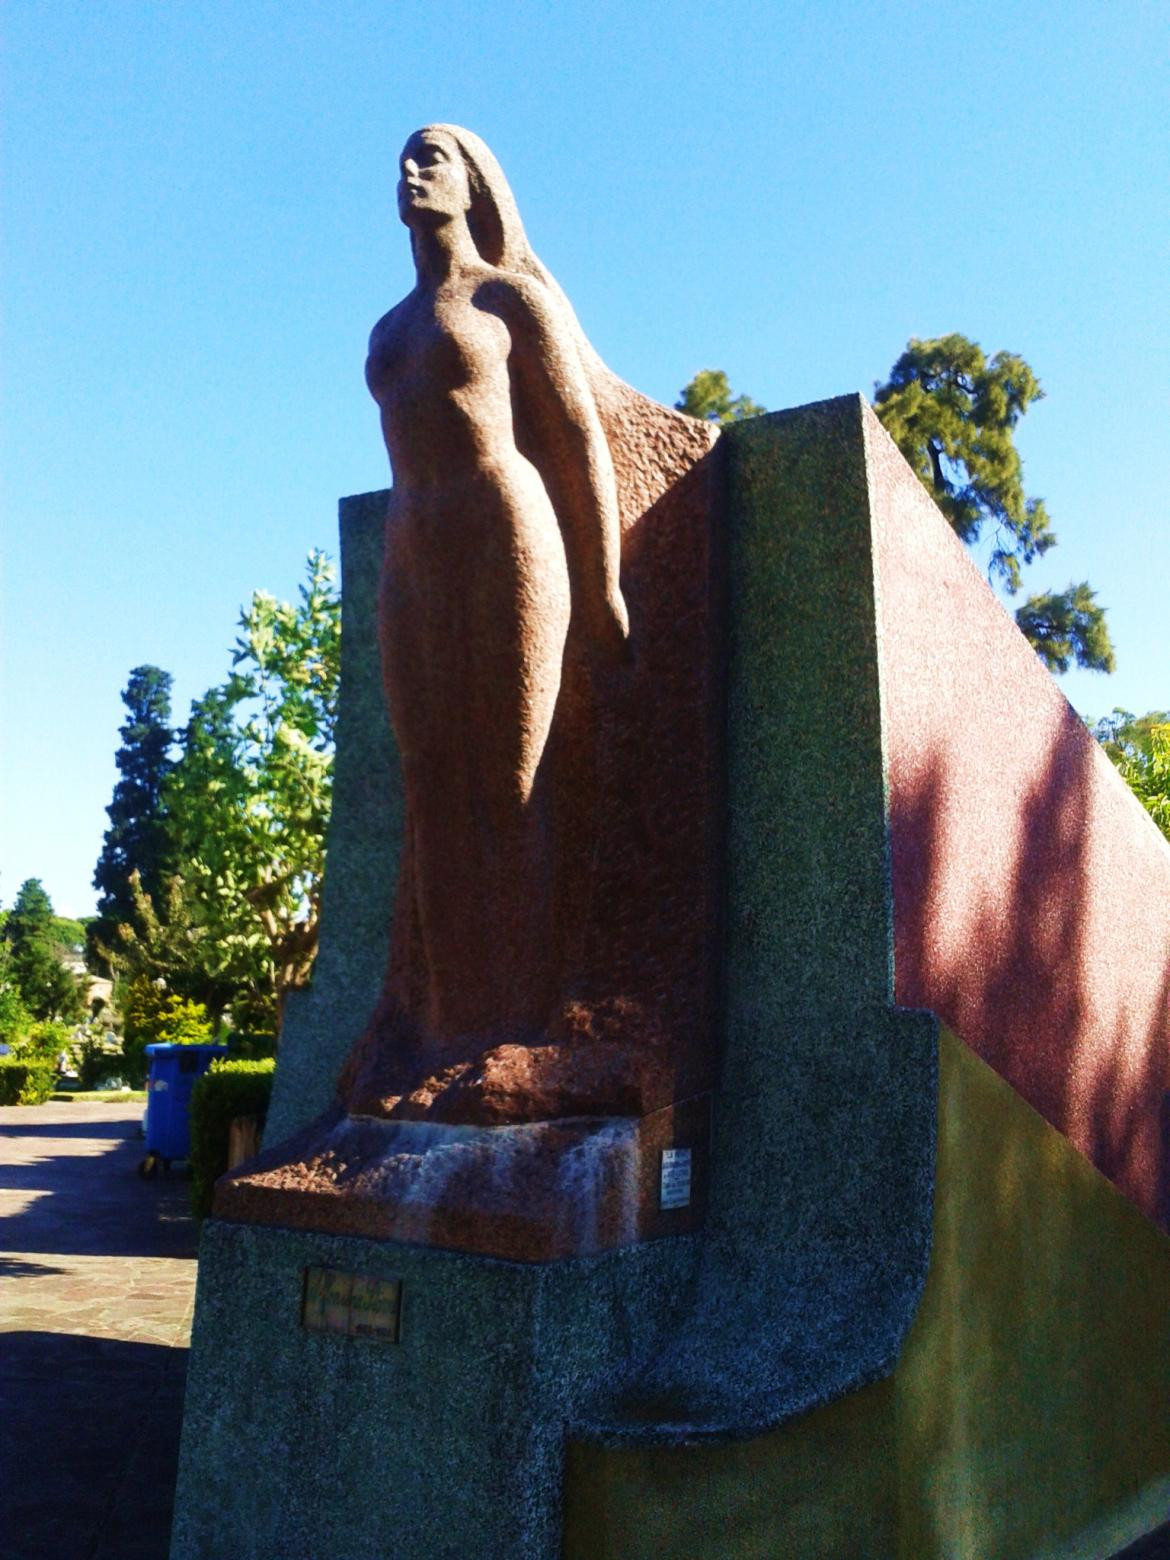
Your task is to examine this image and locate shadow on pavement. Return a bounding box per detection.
[0,1107,197,1261]
[0,1331,188,1560]
[0,1116,141,1141]
[0,1256,67,1278]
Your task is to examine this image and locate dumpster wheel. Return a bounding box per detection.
[138,1153,160,1179]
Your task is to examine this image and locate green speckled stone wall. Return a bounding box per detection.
[605,397,935,1437]
[264,491,401,1144]
[563,1027,1170,1559]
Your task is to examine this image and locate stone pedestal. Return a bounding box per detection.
[171,1221,699,1560]
[171,399,942,1558]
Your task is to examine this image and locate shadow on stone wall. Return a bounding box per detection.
[890,704,1170,1224]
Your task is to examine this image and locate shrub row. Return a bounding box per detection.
[189,1057,276,1220]
[0,1056,56,1106]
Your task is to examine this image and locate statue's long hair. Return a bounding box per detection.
[416,125,715,531]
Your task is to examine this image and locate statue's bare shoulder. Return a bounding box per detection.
[474,270,567,346]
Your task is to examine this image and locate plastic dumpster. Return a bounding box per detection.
[139,1042,228,1177]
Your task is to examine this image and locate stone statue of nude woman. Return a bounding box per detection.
[338,126,718,1127]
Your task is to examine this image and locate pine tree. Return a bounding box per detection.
[873,335,1114,674]
[676,338,1116,676]
[90,666,175,968]
[4,878,85,1022]
[675,369,765,425]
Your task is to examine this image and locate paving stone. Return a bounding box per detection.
[0,1102,198,1560]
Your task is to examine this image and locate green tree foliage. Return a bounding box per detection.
[91,666,176,970]
[2,878,86,1024]
[675,369,766,426]
[145,996,213,1046]
[129,550,342,1034]
[0,920,31,1044]
[50,916,86,954]
[872,335,1113,674]
[1093,710,1170,842]
[0,1057,55,1105]
[118,973,214,1083]
[102,869,240,1024]
[0,981,32,1048]
[677,338,1115,677]
[1015,585,1117,677]
[6,877,52,936]
[22,1019,74,1058]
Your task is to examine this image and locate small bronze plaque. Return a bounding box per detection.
[301,1267,401,1342]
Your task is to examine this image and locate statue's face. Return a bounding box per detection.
[398,131,472,226]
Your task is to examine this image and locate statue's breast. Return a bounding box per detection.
[367,298,509,409]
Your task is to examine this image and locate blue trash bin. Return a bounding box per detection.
[139,1043,228,1177]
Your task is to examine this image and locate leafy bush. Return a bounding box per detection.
[0,1055,55,1105]
[120,975,215,1083]
[225,1030,277,1060]
[0,985,32,1047]
[189,1057,275,1220]
[76,1033,125,1090]
[151,998,214,1046]
[22,1019,72,1058]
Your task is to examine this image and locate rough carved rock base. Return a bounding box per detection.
[213,1094,710,1263]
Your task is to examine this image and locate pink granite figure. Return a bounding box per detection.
[338,126,717,1126]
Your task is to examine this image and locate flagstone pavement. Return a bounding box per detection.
[0,1100,197,1560]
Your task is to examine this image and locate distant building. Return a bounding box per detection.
[62,951,113,1013]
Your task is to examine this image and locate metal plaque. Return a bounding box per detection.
[302,1267,402,1342]
[659,1147,692,1210]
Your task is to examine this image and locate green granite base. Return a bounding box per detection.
[171,1220,698,1560]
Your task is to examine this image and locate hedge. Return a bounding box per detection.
[224,1030,277,1061]
[189,1057,276,1220]
[0,1056,56,1106]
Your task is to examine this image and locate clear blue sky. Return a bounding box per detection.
[2,0,1167,917]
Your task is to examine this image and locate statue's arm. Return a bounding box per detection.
[483,277,629,661]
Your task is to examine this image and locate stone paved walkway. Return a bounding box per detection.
[0,1100,197,1560]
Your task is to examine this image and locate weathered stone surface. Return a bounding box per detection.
[216,1095,710,1261]
[581,397,938,1441]
[173,397,948,1559]
[174,397,942,1560]
[177,385,1170,1557]
[563,1029,1170,1559]
[170,1219,700,1560]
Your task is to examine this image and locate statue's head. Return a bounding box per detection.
[398,124,524,269]
[397,129,472,227]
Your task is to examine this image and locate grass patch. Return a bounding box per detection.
[50,1088,148,1104]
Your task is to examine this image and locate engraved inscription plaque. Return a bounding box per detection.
[659,1147,692,1210]
[302,1267,402,1342]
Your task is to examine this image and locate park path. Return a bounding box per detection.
[0,1100,197,1560]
